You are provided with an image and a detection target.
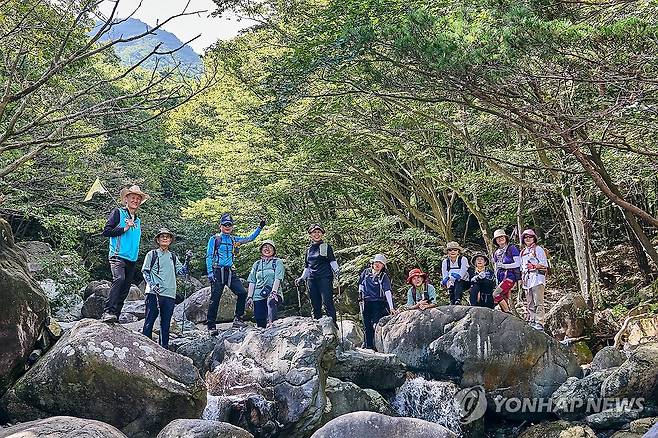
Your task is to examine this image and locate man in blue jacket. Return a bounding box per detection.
[206,213,264,331]
[100,185,148,323]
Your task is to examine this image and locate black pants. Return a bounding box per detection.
[449,280,469,305]
[362,300,388,350]
[104,256,137,316]
[142,293,176,348]
[207,267,247,329]
[308,276,336,321]
[470,284,495,308]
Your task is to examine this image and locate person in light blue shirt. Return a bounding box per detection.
[206,213,264,332]
[247,240,284,328]
[100,185,147,323]
[405,268,437,310]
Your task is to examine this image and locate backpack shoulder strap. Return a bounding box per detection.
[170,251,178,272]
[148,249,158,273]
[319,242,328,257]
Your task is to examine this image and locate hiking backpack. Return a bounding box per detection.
[213,233,240,263]
[148,249,178,274]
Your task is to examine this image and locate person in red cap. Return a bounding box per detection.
[520,229,549,330]
[405,268,437,311]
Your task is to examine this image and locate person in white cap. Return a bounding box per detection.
[100,185,148,323]
[520,229,549,330]
[358,254,396,350]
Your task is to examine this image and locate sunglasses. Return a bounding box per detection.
[448,249,459,252]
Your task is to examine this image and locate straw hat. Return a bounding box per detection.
[445,241,463,252]
[119,185,149,204]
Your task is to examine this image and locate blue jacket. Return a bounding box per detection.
[206,227,262,272]
[102,207,141,262]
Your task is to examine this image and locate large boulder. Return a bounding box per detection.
[81,280,143,319]
[0,219,49,397]
[156,419,253,438]
[375,307,581,406]
[545,293,592,341]
[337,320,364,351]
[16,240,55,274]
[173,286,237,324]
[600,342,658,402]
[590,346,626,373]
[518,420,596,438]
[551,370,616,420]
[204,316,337,437]
[322,377,396,423]
[586,407,643,430]
[0,319,206,437]
[0,415,127,438]
[310,411,456,438]
[329,348,406,391]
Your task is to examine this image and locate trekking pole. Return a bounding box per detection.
[181,250,193,335]
[336,276,345,346]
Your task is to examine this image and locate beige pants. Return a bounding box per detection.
[525,284,545,326]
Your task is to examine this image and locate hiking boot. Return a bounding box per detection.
[101,313,118,323]
[232,317,246,328]
[207,327,218,336]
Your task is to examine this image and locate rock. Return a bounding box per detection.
[0,319,206,437]
[0,415,127,437]
[586,407,642,429]
[173,286,237,324]
[17,240,55,274]
[600,342,658,401]
[310,411,457,438]
[329,348,406,391]
[518,420,596,438]
[0,218,49,396]
[156,419,253,438]
[593,309,620,339]
[362,388,396,416]
[569,341,593,366]
[551,370,616,420]
[625,314,658,349]
[169,332,218,375]
[629,416,658,434]
[609,432,642,438]
[591,346,626,373]
[337,320,364,350]
[375,307,581,408]
[81,281,143,319]
[205,316,337,437]
[119,300,146,320]
[322,377,395,423]
[545,293,592,341]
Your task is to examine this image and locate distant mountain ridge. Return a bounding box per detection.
[94,18,203,74]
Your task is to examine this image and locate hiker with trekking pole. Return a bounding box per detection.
[206,213,264,334]
[294,224,340,322]
[246,239,285,328]
[100,185,147,324]
[358,254,396,350]
[141,228,190,349]
[520,229,549,331]
[491,228,521,313]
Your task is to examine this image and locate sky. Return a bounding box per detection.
[97,0,255,53]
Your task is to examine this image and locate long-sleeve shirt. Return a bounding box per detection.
[142,249,184,299]
[302,241,338,280]
[247,257,285,301]
[205,227,262,272]
[493,245,521,282]
[358,268,394,309]
[520,245,548,289]
[102,207,141,262]
[441,256,469,282]
[406,284,437,306]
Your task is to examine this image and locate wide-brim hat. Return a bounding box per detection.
[259,239,276,255]
[493,229,508,240]
[471,253,489,266]
[371,253,387,266]
[406,268,428,284]
[308,223,325,234]
[154,228,175,244]
[445,241,463,252]
[119,185,149,204]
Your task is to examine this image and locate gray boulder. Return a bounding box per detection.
[518,420,596,438]
[337,320,364,350]
[0,319,206,437]
[173,286,238,324]
[170,332,218,375]
[586,407,643,430]
[322,377,395,423]
[600,342,658,401]
[0,219,49,396]
[156,419,253,438]
[81,280,143,319]
[17,240,55,274]
[310,411,456,438]
[330,348,406,391]
[375,307,581,408]
[119,299,146,322]
[545,293,591,341]
[591,346,626,373]
[204,316,337,437]
[551,370,616,420]
[0,415,127,438]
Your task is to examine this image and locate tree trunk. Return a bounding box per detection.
[624,219,652,283]
[562,186,599,310]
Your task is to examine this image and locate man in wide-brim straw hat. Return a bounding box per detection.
[100,184,148,323]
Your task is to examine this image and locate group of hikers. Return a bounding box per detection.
[99,185,549,350]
